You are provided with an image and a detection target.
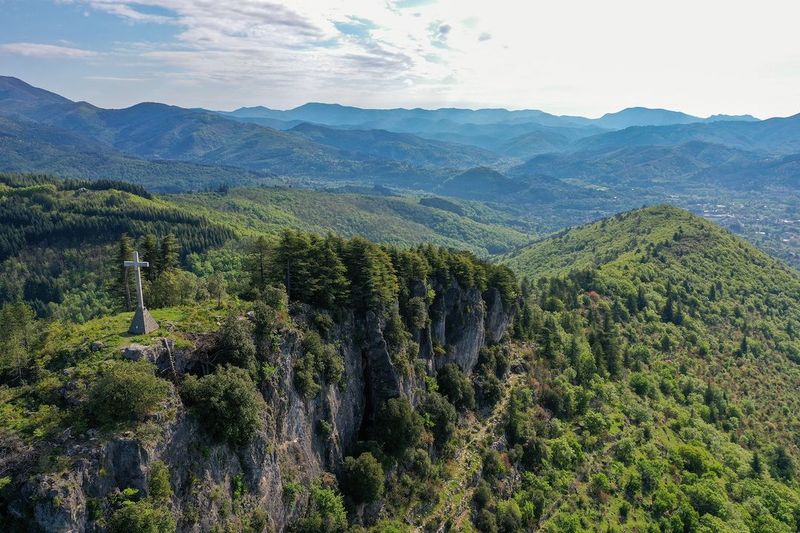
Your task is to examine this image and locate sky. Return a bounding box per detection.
[0,0,798,118]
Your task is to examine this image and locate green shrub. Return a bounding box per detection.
[374,398,424,458]
[182,365,266,446]
[420,391,457,447]
[292,483,347,533]
[148,461,172,502]
[87,360,170,427]
[437,363,475,410]
[108,498,175,533]
[343,452,385,503]
[216,314,257,374]
[405,296,429,331]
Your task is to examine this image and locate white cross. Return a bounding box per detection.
[124,250,150,310]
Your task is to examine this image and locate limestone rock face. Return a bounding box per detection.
[429,280,487,373]
[10,283,514,532]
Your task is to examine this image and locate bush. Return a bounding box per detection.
[374,398,424,458]
[482,449,506,481]
[437,363,475,410]
[405,296,428,330]
[182,365,266,446]
[87,360,170,427]
[343,452,385,503]
[148,461,172,502]
[293,483,347,533]
[769,445,795,481]
[405,448,432,478]
[420,392,457,447]
[216,314,257,374]
[475,509,498,533]
[496,499,522,533]
[473,480,493,509]
[108,498,175,533]
[476,374,503,408]
[305,330,343,384]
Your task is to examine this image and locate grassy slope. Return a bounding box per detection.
[169,187,533,256]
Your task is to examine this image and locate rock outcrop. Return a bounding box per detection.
[9,281,514,532]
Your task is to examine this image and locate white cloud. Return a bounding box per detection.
[0,42,98,59]
[51,0,800,116]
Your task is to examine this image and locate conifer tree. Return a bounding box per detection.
[141,234,160,282]
[247,236,271,295]
[271,230,312,301]
[307,237,349,309]
[116,234,134,310]
[160,233,180,273]
[343,237,399,312]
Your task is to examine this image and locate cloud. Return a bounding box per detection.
[40,0,800,117]
[85,75,147,81]
[0,42,98,58]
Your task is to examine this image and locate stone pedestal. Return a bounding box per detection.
[129,306,159,334]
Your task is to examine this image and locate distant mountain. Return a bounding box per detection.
[0,114,268,192]
[695,152,800,188]
[0,77,468,186]
[437,166,526,199]
[576,114,800,155]
[221,102,592,128]
[0,75,72,114]
[287,122,498,167]
[508,141,763,186]
[594,106,758,129]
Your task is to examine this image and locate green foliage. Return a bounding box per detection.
[148,462,172,503]
[436,363,476,411]
[420,391,458,447]
[0,175,232,264]
[0,302,38,384]
[173,186,529,257]
[292,483,347,533]
[373,398,424,458]
[343,452,385,503]
[215,314,257,374]
[108,497,175,533]
[182,365,266,446]
[293,329,343,399]
[86,360,170,428]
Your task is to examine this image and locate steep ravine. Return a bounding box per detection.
[10,282,514,532]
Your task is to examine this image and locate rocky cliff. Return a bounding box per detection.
[8,281,514,532]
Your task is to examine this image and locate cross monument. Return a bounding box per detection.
[124,250,159,334]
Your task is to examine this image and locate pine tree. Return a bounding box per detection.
[116,234,134,310]
[662,294,675,323]
[343,237,399,312]
[307,237,349,309]
[271,230,313,302]
[751,450,763,476]
[160,233,180,273]
[637,286,648,311]
[141,234,160,282]
[0,302,36,383]
[247,236,271,295]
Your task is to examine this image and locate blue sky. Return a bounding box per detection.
[1,0,798,118]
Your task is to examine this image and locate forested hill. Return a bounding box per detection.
[507,206,800,452]
[0,174,529,321]
[3,187,800,531]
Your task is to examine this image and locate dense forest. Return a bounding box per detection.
[2,173,800,532]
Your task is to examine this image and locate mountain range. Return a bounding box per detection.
[1,75,800,268]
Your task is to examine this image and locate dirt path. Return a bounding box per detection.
[410,366,526,532]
